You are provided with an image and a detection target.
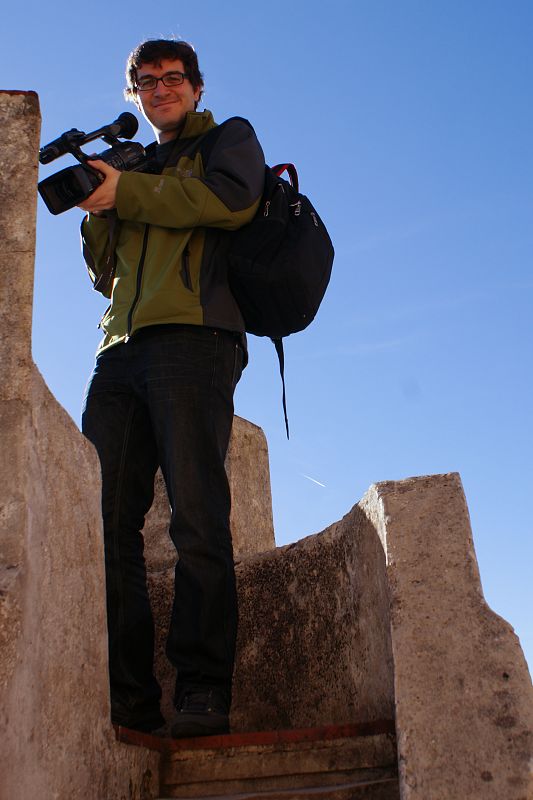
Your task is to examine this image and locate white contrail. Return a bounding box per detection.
[302,474,326,488]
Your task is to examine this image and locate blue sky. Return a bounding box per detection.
[5,1,532,671]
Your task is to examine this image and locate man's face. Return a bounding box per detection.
[134,58,201,143]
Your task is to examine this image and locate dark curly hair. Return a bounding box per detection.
[124,39,204,107]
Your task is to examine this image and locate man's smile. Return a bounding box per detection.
[134,57,201,143]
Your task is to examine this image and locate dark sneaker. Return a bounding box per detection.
[171,687,230,738]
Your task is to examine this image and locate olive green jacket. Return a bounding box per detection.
[81,111,264,353]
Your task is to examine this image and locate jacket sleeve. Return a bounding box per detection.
[114,119,265,230]
[80,213,113,297]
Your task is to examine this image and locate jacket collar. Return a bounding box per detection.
[180,109,217,139]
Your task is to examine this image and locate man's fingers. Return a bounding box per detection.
[86,158,109,173]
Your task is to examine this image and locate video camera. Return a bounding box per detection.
[38,113,151,215]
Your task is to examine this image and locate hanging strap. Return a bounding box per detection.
[272,338,290,439]
[271,163,299,192]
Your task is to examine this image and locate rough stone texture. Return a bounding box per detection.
[0,90,159,800]
[147,498,395,737]
[145,415,276,730]
[360,473,533,800]
[161,731,397,796]
[231,504,395,732]
[225,415,276,558]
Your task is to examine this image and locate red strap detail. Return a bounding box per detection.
[271,163,299,193]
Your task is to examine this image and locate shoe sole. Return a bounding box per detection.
[171,714,229,739]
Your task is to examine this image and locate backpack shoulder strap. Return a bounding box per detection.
[196,116,255,167]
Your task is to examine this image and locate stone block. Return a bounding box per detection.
[361,473,533,800]
[225,414,276,558]
[0,90,39,400]
[232,504,395,732]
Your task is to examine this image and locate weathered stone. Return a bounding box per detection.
[360,473,533,800]
[160,729,397,796]
[147,485,395,738]
[225,414,276,557]
[0,91,39,401]
[148,565,176,727]
[0,89,159,800]
[232,505,395,732]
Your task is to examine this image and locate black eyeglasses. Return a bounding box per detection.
[135,71,189,92]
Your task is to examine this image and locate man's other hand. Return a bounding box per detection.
[78,159,121,214]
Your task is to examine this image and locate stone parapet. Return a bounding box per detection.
[361,473,533,800]
[0,89,159,800]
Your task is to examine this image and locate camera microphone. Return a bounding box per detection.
[104,112,139,140]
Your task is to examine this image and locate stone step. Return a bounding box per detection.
[158,775,399,799]
[115,720,398,800]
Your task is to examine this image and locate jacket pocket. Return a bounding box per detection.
[180,246,193,291]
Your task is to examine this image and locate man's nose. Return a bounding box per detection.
[153,81,172,97]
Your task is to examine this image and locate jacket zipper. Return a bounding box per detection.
[126,225,150,339]
[180,245,193,291]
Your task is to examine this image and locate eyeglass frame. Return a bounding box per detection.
[134,70,190,92]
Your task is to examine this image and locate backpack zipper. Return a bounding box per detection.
[126,225,150,339]
[290,200,302,216]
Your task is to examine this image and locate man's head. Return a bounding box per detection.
[125,39,204,144]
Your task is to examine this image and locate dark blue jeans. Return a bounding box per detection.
[81,324,243,720]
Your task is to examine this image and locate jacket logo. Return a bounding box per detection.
[176,168,193,178]
[154,178,165,194]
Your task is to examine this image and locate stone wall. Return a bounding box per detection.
[0,90,159,800]
[146,468,533,799]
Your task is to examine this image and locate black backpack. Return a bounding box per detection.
[201,118,334,436]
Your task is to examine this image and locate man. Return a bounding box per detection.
[79,38,264,738]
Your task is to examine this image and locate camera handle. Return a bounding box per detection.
[40,129,125,191]
[39,113,139,166]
